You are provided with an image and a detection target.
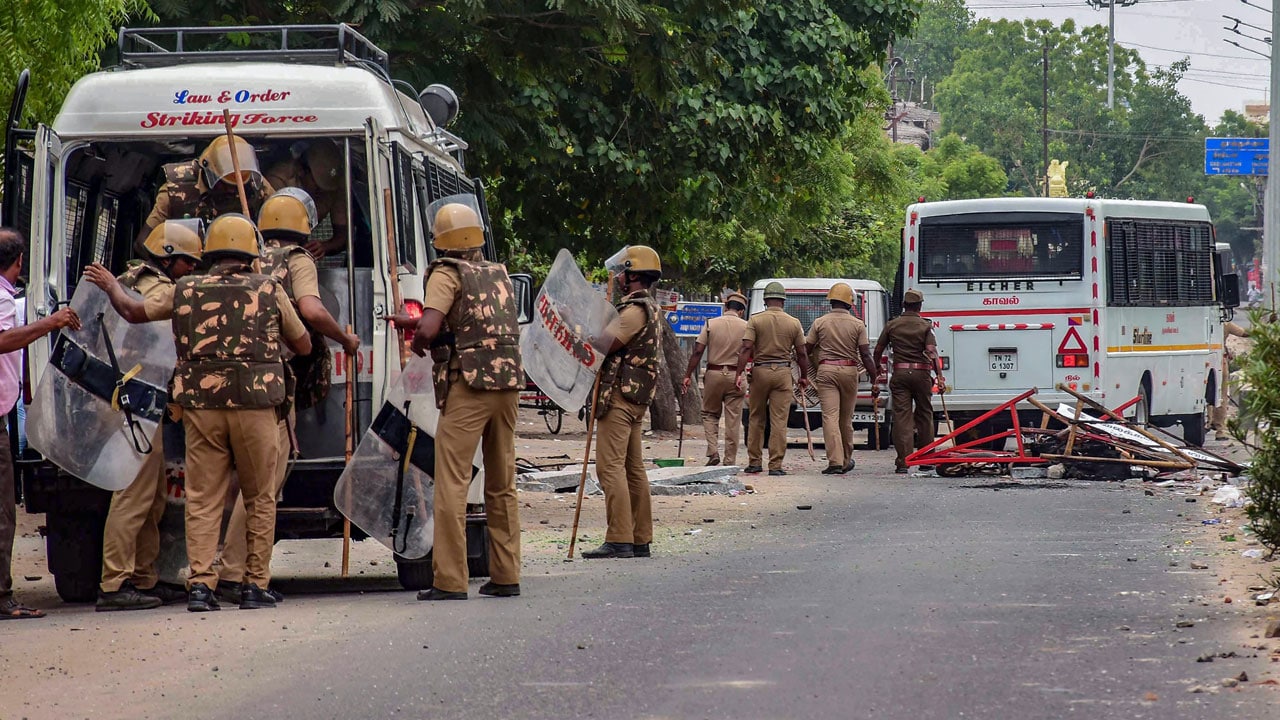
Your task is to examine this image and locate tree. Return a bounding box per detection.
[894,0,971,107]
[0,1,153,125]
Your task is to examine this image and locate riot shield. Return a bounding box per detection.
[27,282,176,491]
[520,249,617,414]
[333,355,480,560]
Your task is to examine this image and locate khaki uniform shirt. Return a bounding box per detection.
[744,307,804,363]
[143,276,307,344]
[697,314,748,367]
[876,311,936,365]
[132,271,168,301]
[425,266,463,370]
[606,304,648,347]
[265,159,349,227]
[806,309,868,364]
[283,251,321,301]
[142,175,276,231]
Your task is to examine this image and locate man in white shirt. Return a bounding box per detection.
[0,228,80,620]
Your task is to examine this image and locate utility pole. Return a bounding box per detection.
[889,44,898,143]
[1042,38,1049,198]
[1089,1,1139,110]
[1266,4,1279,307]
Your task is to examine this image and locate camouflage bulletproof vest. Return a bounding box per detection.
[170,267,287,409]
[117,261,168,292]
[262,242,332,411]
[429,257,523,391]
[600,290,662,407]
[163,161,267,222]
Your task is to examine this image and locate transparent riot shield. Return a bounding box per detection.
[27,283,176,491]
[519,249,617,414]
[333,355,480,560]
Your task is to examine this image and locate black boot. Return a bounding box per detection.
[96,582,163,612]
[478,581,521,597]
[187,582,221,612]
[632,543,651,558]
[417,587,468,601]
[581,542,634,559]
[240,583,278,610]
[139,582,187,606]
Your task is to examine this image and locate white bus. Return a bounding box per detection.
[898,197,1239,447]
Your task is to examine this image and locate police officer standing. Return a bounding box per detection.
[401,201,524,600]
[88,214,311,611]
[735,282,810,476]
[873,289,943,473]
[94,220,203,612]
[582,246,663,559]
[805,283,878,475]
[215,189,359,604]
[681,292,748,466]
[138,136,274,243]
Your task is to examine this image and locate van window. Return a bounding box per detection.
[784,292,865,332]
[390,143,419,271]
[1106,219,1214,307]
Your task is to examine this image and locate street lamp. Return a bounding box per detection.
[1088,1,1139,110]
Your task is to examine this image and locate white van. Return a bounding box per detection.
[1,25,532,599]
[746,277,890,447]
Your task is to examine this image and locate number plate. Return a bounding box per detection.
[850,409,886,423]
[989,352,1018,372]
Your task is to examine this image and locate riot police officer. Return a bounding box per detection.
[582,245,663,559]
[805,283,878,475]
[138,136,274,243]
[735,282,811,476]
[95,220,203,611]
[404,200,524,599]
[682,292,748,466]
[873,289,943,473]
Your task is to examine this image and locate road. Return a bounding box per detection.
[1,444,1276,719]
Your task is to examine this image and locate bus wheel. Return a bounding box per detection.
[1181,414,1206,447]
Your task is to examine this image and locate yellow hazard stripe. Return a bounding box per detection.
[1106,343,1221,353]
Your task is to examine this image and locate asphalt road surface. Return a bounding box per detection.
[2,448,1275,719]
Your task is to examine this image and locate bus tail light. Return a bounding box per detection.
[938,356,950,370]
[1056,353,1089,368]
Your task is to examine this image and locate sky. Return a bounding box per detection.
[967,0,1272,126]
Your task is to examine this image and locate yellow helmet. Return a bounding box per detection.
[143,219,203,262]
[827,283,854,306]
[432,203,485,250]
[304,140,343,191]
[203,214,261,259]
[258,189,314,238]
[198,136,262,191]
[605,245,662,277]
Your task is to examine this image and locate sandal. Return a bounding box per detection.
[0,598,46,619]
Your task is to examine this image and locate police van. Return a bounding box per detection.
[1,25,532,600]
[745,277,890,448]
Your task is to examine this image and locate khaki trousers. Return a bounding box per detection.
[595,397,652,545]
[701,369,744,465]
[433,383,521,593]
[183,407,280,590]
[1212,355,1231,435]
[99,426,167,592]
[219,413,293,585]
[816,365,859,468]
[890,369,935,468]
[747,365,793,471]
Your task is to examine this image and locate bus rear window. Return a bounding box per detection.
[782,292,864,332]
[918,213,1084,281]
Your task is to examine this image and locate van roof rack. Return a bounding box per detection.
[117,24,389,73]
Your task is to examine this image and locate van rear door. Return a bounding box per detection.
[26,124,64,376]
[953,328,1054,391]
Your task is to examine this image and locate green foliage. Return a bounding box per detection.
[0,0,154,124]
[894,0,970,106]
[1237,309,1280,554]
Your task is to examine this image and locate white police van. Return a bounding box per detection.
[1,25,530,600]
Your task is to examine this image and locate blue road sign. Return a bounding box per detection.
[665,302,723,337]
[1205,137,1269,176]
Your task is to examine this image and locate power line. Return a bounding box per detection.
[1119,38,1269,61]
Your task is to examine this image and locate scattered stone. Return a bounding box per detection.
[1127,557,1137,562]
[1224,597,1232,604]
[212,666,219,672]
[1011,466,1047,479]
[576,643,586,650]
[702,518,714,523]
[539,519,549,524]
[23,575,40,581]
[1190,562,1209,570]
[1185,498,1197,503]
[1116,625,1132,632]
[1236,671,1249,682]
[1187,684,1207,694]
[1144,489,1155,496]
[1177,620,1197,628]
[1169,561,1179,567]
[1196,652,1215,662]
[1141,691,1158,702]
[1265,618,1280,639]
[796,505,812,511]
[1221,678,1239,688]
[1046,463,1066,479]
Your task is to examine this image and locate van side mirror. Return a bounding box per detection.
[1220,273,1240,309]
[510,273,534,325]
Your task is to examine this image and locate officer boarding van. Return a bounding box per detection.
[1,25,530,600]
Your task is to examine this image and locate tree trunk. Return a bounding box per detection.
[649,321,701,431]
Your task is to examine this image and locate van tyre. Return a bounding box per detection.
[395,553,434,591]
[394,525,491,590]
[44,510,106,603]
[1181,413,1206,447]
